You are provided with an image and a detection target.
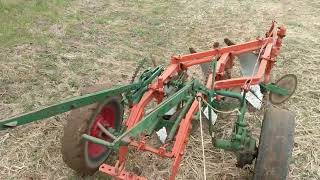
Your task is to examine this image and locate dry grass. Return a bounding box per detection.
[0,0,320,179]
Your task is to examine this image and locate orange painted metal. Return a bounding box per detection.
[170,99,199,180]
[98,22,286,180]
[175,37,273,63]
[130,140,173,158]
[100,163,147,180]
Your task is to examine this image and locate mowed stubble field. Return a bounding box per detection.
[0,0,319,179]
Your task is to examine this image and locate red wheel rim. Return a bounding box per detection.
[87,104,116,158]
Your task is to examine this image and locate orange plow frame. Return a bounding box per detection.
[99,22,286,180]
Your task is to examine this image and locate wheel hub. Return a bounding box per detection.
[88,105,116,158]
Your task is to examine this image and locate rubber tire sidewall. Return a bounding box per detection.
[61,85,123,175]
[84,96,123,168]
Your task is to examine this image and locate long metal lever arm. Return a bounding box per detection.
[0,66,164,130]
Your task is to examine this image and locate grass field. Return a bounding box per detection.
[0,0,319,179]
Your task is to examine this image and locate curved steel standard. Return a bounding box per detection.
[0,22,296,180]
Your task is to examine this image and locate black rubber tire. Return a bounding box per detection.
[61,85,123,175]
[253,107,295,180]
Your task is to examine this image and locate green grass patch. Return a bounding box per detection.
[0,0,72,47]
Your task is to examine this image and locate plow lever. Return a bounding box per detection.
[0,66,164,130]
[0,84,137,130]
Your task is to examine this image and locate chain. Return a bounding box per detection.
[130,58,147,83]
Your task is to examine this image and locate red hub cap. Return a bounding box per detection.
[88,104,116,158]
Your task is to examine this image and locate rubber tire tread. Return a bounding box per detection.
[61,84,116,175]
[253,107,295,180]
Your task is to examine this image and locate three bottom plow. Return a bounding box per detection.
[0,22,297,180]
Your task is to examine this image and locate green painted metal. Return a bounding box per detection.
[0,84,136,130]
[215,101,240,110]
[214,139,234,150]
[209,90,256,152]
[132,86,149,104]
[139,66,164,88]
[260,83,289,96]
[132,66,164,103]
[172,82,257,153]
[84,81,195,150]
[114,81,194,146]
[184,82,256,152]
[211,60,217,87]
[215,90,243,101]
[0,66,164,130]
[170,71,187,88]
[82,134,114,147]
[167,96,194,142]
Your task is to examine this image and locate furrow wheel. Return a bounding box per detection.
[254,107,295,180]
